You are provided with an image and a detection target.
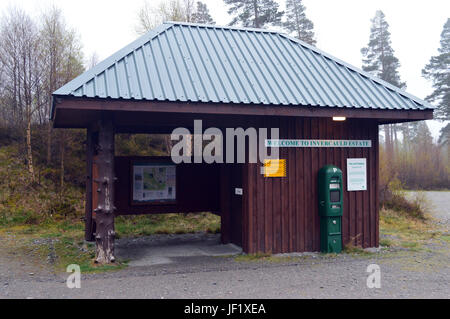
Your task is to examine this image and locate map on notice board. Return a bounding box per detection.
[132,163,176,203]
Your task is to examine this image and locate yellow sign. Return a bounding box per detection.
[263,159,286,177]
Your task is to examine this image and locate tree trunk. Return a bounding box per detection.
[60,130,65,193]
[85,127,95,241]
[165,135,173,156]
[47,120,52,164]
[384,124,392,160]
[94,118,116,264]
[253,0,259,28]
[26,116,35,182]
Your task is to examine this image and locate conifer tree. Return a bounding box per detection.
[422,18,450,120]
[361,10,406,160]
[224,0,284,29]
[361,10,405,88]
[283,0,316,45]
[191,1,215,24]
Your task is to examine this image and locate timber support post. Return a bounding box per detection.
[94,117,116,264]
[84,125,95,241]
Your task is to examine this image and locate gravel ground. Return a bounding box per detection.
[0,192,449,299]
[407,191,450,228]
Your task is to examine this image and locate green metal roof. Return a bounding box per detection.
[53,22,434,112]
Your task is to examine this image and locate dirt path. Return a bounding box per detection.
[1,246,449,299]
[1,192,449,299]
[421,191,450,226]
[407,191,450,228]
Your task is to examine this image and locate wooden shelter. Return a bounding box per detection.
[52,22,433,263]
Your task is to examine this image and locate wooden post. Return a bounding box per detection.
[84,126,95,241]
[94,118,116,264]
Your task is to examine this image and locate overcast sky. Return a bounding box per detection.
[1,0,448,138]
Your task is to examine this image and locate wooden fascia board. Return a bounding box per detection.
[53,96,434,123]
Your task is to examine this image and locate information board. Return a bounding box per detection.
[347,158,367,191]
[132,163,176,203]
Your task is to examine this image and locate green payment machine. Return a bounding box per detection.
[318,165,343,253]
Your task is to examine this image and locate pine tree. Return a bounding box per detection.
[422,19,450,120]
[191,1,215,24]
[438,123,449,145]
[438,123,449,167]
[283,0,316,45]
[361,10,405,88]
[361,10,406,163]
[224,0,284,29]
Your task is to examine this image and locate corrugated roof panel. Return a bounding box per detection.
[53,22,434,111]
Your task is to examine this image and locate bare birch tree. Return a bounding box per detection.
[0,7,44,182]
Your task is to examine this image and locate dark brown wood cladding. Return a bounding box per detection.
[113,157,220,215]
[87,116,380,254]
[241,117,379,254]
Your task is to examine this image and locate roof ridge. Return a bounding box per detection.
[164,21,283,34]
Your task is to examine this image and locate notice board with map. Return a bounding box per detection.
[132,162,177,204]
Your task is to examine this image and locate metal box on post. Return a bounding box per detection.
[318,165,343,253]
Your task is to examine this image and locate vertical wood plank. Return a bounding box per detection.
[356,121,363,247]
[349,120,356,246]
[273,117,282,253]
[310,118,319,251]
[281,119,289,253]
[264,117,274,253]
[340,121,349,246]
[370,121,377,247]
[256,119,265,253]
[243,163,250,253]
[363,120,371,248]
[375,123,380,247]
[296,117,305,252]
[220,164,231,244]
[288,118,296,252]
[303,118,312,251]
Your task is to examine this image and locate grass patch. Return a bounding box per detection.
[234,252,272,262]
[115,212,220,238]
[379,238,393,247]
[380,208,442,250]
[342,243,373,256]
[234,252,313,263]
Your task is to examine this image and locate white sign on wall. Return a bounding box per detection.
[266,139,372,148]
[347,158,367,191]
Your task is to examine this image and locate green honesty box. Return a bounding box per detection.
[318,165,343,253]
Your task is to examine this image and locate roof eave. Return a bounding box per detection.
[52,95,434,129]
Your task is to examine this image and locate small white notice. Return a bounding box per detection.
[235,188,243,196]
[347,158,367,191]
